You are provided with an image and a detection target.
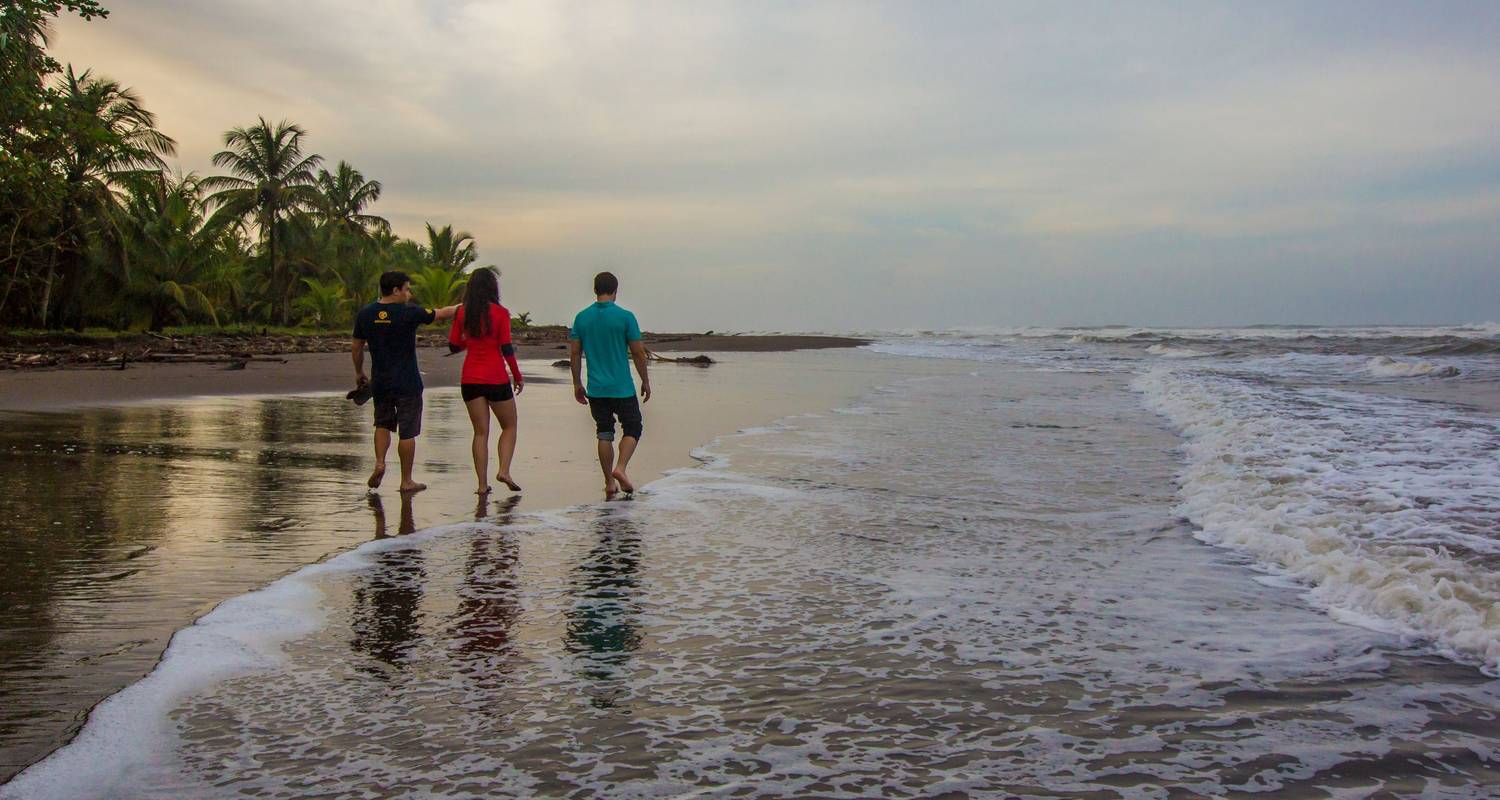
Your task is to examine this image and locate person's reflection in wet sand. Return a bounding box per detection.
[472,492,522,524]
[564,508,644,708]
[351,493,425,677]
[451,495,524,673]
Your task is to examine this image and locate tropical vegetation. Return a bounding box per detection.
[0,1,518,331]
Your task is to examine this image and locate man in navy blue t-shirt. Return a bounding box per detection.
[352,270,458,493]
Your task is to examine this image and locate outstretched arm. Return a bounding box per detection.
[434,303,460,321]
[447,311,465,354]
[629,340,651,403]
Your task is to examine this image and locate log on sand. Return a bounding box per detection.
[550,351,714,368]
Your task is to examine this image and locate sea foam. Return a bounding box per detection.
[1147,343,1211,359]
[0,521,493,800]
[1135,366,1500,675]
[1364,355,1460,378]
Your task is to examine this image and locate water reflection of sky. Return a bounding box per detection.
[0,395,518,782]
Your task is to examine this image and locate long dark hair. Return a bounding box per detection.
[462,268,500,338]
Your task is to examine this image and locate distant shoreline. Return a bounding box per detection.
[0,328,866,371]
[0,333,869,412]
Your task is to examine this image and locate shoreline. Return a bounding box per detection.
[0,335,868,412]
[0,348,897,786]
[0,329,867,369]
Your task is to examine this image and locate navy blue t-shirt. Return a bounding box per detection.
[353,301,437,398]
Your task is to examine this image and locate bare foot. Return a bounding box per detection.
[367,463,386,489]
[604,479,618,497]
[611,469,635,494]
[495,472,522,492]
[476,484,491,495]
[399,481,427,494]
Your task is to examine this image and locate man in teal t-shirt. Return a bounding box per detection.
[569,271,651,497]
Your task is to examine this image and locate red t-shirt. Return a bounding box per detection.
[448,303,523,386]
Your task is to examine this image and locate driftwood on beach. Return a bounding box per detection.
[6,349,288,370]
[0,328,864,372]
[550,351,714,368]
[647,350,714,366]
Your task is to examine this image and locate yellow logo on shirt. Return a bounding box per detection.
[378,310,389,320]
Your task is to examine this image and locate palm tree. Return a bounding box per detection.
[386,236,429,272]
[294,277,349,327]
[202,230,251,325]
[45,66,177,327]
[203,118,322,325]
[425,222,476,272]
[277,208,336,308]
[409,264,465,306]
[112,172,226,330]
[0,2,111,325]
[314,161,387,312]
[329,244,386,309]
[316,161,388,240]
[404,223,476,308]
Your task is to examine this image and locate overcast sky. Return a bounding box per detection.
[53,1,1500,331]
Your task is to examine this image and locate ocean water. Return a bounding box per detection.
[6,328,1500,798]
[869,324,1500,675]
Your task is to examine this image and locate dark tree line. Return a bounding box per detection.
[1,1,493,331]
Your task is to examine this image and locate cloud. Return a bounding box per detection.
[49,1,1500,328]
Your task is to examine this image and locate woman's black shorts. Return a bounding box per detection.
[461,383,515,403]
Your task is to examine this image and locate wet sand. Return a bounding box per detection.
[0,348,903,784]
[0,335,863,412]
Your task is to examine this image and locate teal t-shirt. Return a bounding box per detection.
[569,301,642,398]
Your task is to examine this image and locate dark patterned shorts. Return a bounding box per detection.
[374,393,423,439]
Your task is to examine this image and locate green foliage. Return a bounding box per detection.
[110,172,229,329]
[47,66,178,326]
[409,265,465,306]
[0,3,111,204]
[316,161,387,240]
[203,117,322,326]
[1,2,174,328]
[294,277,349,327]
[514,311,532,328]
[0,3,501,333]
[424,223,476,272]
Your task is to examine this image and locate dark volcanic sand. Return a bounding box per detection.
[0,335,865,412]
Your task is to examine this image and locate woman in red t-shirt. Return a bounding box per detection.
[449,267,524,493]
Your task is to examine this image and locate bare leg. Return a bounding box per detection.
[491,398,520,491]
[464,396,492,494]
[368,427,391,488]
[612,436,638,493]
[597,439,618,496]
[397,437,425,493]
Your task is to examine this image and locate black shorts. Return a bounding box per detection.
[374,393,423,439]
[587,396,643,442]
[461,383,515,403]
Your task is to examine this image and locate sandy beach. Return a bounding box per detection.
[0,335,865,412]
